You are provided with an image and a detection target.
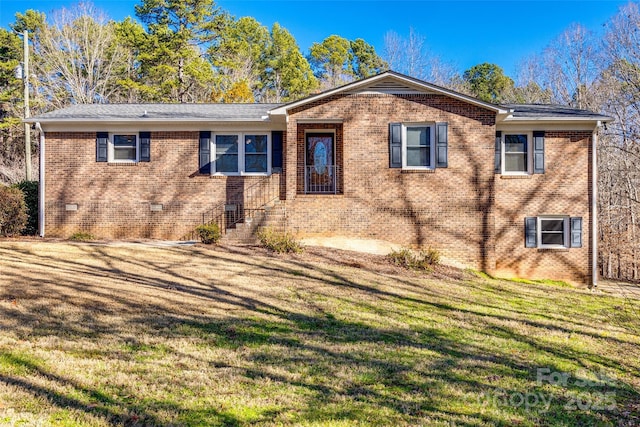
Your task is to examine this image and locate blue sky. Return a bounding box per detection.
[0,0,628,76]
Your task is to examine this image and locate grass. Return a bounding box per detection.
[0,241,639,426]
[68,232,95,242]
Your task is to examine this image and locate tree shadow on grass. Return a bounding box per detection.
[0,351,229,426]
[164,312,634,426]
[0,242,639,425]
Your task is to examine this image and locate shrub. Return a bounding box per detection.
[69,232,95,241]
[388,248,416,269]
[12,181,38,235]
[0,185,27,236]
[420,247,441,266]
[257,228,303,253]
[196,223,222,244]
[388,247,440,271]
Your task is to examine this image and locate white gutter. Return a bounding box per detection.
[36,122,45,237]
[592,122,600,288]
[501,116,613,122]
[24,118,272,124]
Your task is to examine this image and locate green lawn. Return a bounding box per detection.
[0,241,638,426]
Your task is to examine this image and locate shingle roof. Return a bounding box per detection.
[27,89,613,124]
[502,104,612,121]
[29,103,283,122]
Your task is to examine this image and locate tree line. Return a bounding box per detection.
[0,0,390,183]
[1,0,640,281]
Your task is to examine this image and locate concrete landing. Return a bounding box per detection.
[299,236,402,255]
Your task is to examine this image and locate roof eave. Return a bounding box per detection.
[501,116,614,123]
[25,117,272,124]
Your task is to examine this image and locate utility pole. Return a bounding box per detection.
[23,30,31,181]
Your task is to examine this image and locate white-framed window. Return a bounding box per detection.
[526,216,582,249]
[244,134,269,173]
[212,132,270,175]
[214,134,239,173]
[538,216,569,248]
[402,123,435,170]
[109,133,138,162]
[502,132,532,174]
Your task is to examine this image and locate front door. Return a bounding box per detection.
[305,133,334,193]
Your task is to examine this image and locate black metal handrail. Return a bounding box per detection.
[305,165,339,194]
[198,175,280,236]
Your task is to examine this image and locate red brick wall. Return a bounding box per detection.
[44,131,280,239]
[285,93,499,272]
[494,131,592,284]
[44,95,593,285]
[283,94,592,284]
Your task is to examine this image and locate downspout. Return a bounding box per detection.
[592,122,600,288]
[35,122,45,237]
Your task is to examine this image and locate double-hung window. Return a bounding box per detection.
[402,124,435,169]
[404,125,434,169]
[244,134,268,173]
[497,131,544,175]
[538,217,568,248]
[214,134,239,173]
[525,216,582,249]
[390,122,447,170]
[112,134,137,162]
[106,133,139,163]
[97,132,150,163]
[503,133,530,174]
[212,132,270,175]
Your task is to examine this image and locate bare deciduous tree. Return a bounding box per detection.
[509,56,553,104]
[511,6,640,282]
[35,3,124,106]
[596,2,640,281]
[382,28,458,88]
[515,24,600,108]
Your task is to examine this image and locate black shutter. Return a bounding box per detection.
[272,131,283,170]
[96,132,108,162]
[389,123,402,168]
[525,217,537,248]
[570,217,582,248]
[199,131,211,174]
[435,122,448,168]
[533,131,545,174]
[494,131,502,173]
[139,131,151,162]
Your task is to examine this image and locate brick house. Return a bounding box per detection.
[27,71,611,285]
